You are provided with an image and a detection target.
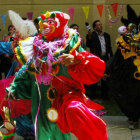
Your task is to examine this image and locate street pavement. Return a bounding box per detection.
[0,116,140,140]
[103,116,140,140]
[71,116,140,140]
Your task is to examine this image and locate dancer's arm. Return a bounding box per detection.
[68,50,105,85]
[6,71,32,100]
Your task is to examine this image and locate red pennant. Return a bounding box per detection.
[111,3,118,17]
[27,12,33,20]
[97,5,103,17]
[68,8,74,21]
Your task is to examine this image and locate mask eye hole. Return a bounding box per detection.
[47,20,54,25]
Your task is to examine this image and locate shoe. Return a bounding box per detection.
[128,122,139,130]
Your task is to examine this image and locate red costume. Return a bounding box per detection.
[0,10,108,140]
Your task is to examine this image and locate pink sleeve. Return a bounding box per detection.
[68,51,106,85]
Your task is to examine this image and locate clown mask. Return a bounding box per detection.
[38,11,70,41]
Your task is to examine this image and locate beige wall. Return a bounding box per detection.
[0,0,140,53]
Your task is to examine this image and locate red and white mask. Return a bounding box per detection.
[38,11,70,41]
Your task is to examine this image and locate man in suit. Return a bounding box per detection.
[86,20,113,100]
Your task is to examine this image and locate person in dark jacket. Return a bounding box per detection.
[86,20,113,100]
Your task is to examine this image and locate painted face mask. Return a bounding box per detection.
[38,11,70,41]
[42,19,57,37]
[39,16,57,39]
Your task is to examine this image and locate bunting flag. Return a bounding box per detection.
[97,5,104,17]
[68,8,74,21]
[0,15,7,28]
[27,12,33,20]
[111,3,118,16]
[82,6,90,19]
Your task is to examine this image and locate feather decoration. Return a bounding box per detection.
[8,10,37,39]
[121,5,140,27]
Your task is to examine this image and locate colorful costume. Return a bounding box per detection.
[108,5,140,129]
[1,10,107,140]
[0,23,35,139]
[0,43,33,139]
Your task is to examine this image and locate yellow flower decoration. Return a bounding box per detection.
[45,11,51,18]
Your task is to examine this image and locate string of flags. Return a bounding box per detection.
[0,3,122,29]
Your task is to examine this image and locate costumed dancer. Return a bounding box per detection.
[1,10,108,140]
[108,5,140,130]
[0,15,37,139]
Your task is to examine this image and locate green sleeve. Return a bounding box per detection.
[69,33,86,53]
[77,45,85,52]
[7,71,33,99]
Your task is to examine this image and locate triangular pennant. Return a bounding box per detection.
[82,6,90,19]
[0,15,1,31]
[1,15,7,28]
[97,5,103,17]
[68,8,74,21]
[111,3,118,17]
[27,12,33,20]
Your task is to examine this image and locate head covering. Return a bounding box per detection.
[121,5,140,28]
[38,11,70,41]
